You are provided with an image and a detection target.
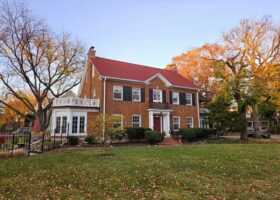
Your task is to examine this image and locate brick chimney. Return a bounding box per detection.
[87,46,96,60]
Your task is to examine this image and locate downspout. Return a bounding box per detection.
[102,77,107,142]
[196,91,200,128]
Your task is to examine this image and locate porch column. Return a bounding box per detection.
[149,111,154,130]
[163,112,170,137]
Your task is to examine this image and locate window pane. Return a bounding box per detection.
[132,88,140,101]
[72,116,78,134]
[153,90,162,102]
[172,92,179,104]
[79,116,85,133]
[186,93,192,105]
[55,117,61,133]
[113,115,122,128]
[187,117,193,128]
[113,86,123,100]
[132,115,140,127]
[61,117,67,133]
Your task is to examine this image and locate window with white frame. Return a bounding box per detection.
[113,86,123,100]
[61,117,67,133]
[132,115,141,127]
[172,92,179,104]
[153,89,162,103]
[187,117,193,128]
[79,116,85,133]
[173,116,180,131]
[132,88,141,102]
[186,93,192,105]
[72,116,78,133]
[113,114,123,128]
[55,117,61,133]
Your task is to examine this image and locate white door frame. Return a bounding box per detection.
[148,109,172,137]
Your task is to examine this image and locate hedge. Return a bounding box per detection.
[144,130,164,144]
[180,128,214,143]
[126,127,152,141]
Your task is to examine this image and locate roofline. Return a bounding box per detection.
[101,75,199,90]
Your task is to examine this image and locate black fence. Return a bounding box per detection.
[0,130,66,157]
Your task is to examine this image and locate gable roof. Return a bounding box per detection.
[93,57,198,89]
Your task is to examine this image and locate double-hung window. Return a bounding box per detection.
[79,116,85,133]
[72,116,78,134]
[132,115,141,127]
[113,114,123,128]
[172,92,179,104]
[132,88,141,102]
[153,89,162,103]
[173,116,180,131]
[61,117,67,133]
[187,117,193,128]
[55,117,61,133]
[113,86,123,100]
[186,93,192,105]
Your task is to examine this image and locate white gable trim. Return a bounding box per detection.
[145,73,172,87]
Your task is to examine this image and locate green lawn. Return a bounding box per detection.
[1,144,280,199]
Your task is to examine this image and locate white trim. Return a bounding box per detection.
[185,93,192,105]
[132,115,141,127]
[113,85,123,101]
[173,116,180,131]
[145,73,172,86]
[102,77,106,141]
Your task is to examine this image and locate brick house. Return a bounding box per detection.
[50,47,200,137]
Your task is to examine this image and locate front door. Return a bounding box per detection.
[153,117,161,132]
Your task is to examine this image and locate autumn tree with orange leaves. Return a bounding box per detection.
[166,44,224,99]
[168,17,280,140]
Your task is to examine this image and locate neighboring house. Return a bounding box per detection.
[51,47,200,137]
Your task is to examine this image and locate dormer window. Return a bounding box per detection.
[153,89,162,103]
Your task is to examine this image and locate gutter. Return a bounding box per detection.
[102,77,107,141]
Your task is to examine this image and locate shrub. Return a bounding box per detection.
[180,128,214,143]
[114,132,124,141]
[85,135,96,144]
[144,130,164,144]
[68,136,79,145]
[180,128,197,142]
[127,127,152,141]
[0,136,6,145]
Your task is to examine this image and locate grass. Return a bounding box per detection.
[1,144,280,199]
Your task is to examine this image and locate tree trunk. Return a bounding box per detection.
[239,111,248,140]
[252,104,262,138]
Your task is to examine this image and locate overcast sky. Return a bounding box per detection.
[29,0,280,68]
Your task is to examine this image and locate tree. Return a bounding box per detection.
[220,17,280,138]
[207,93,241,132]
[88,113,125,147]
[0,1,84,131]
[166,44,224,99]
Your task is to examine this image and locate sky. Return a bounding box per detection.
[29,0,280,68]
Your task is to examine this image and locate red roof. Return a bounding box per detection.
[93,57,198,89]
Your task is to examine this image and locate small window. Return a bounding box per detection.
[79,116,85,133]
[173,116,180,131]
[132,115,141,127]
[153,89,162,103]
[186,93,192,105]
[72,116,78,133]
[61,117,67,133]
[113,86,123,100]
[187,117,193,128]
[55,117,61,133]
[132,88,141,102]
[172,92,179,104]
[113,114,123,128]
